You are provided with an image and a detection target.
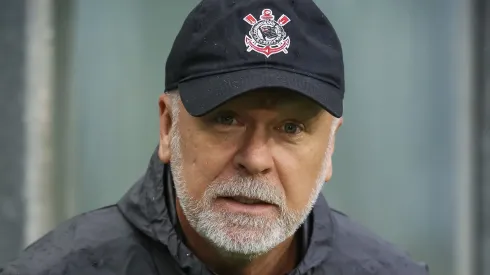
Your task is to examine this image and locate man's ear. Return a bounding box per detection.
[324,117,343,182]
[335,117,343,134]
[158,93,173,163]
[328,116,343,154]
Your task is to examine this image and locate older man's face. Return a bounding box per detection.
[160,89,339,257]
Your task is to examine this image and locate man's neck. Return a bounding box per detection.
[175,200,298,275]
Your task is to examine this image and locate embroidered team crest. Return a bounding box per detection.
[243,9,291,58]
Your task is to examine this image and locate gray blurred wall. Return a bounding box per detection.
[0,0,26,264]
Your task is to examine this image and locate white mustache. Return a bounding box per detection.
[205,178,285,206]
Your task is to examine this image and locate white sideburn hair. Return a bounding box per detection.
[167,92,181,123]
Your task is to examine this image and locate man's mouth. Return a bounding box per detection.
[216,196,277,215]
[225,196,270,205]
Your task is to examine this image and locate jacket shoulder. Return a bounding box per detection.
[0,206,156,275]
[325,209,429,275]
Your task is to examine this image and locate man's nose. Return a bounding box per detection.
[232,128,274,176]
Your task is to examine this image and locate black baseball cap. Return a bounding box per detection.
[165,0,344,118]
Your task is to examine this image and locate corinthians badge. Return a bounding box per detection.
[243,9,291,58]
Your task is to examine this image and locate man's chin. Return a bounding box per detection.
[211,236,276,259]
[199,222,284,257]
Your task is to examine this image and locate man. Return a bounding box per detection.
[1,0,429,274]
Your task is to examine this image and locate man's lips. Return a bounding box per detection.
[216,196,277,215]
[224,196,270,205]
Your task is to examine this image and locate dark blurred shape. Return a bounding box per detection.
[475,0,490,274]
[0,0,26,264]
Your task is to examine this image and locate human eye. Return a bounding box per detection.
[214,113,238,126]
[280,122,305,135]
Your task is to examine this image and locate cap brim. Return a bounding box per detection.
[178,68,343,118]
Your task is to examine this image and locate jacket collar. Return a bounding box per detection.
[117,148,336,274]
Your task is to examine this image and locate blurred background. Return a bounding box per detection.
[0,0,488,274]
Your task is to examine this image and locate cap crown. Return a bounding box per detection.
[165,0,344,98]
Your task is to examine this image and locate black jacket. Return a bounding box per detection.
[0,150,429,275]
